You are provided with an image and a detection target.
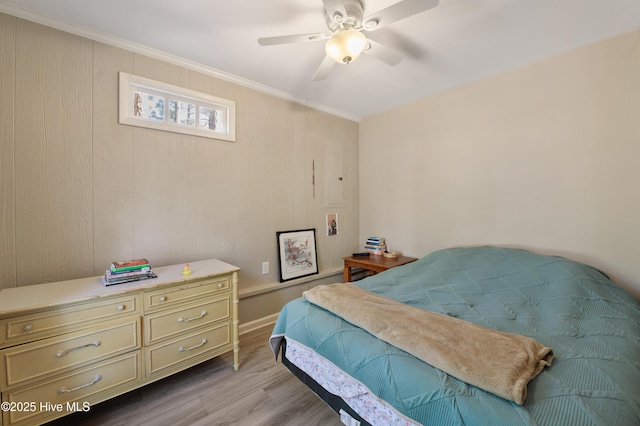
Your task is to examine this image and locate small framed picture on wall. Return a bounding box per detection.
[326,213,338,236]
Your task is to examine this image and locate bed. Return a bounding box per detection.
[270,246,640,425]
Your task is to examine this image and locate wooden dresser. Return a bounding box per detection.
[0,259,239,426]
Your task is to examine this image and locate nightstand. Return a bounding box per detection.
[343,255,417,282]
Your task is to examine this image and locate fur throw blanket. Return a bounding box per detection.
[304,283,553,405]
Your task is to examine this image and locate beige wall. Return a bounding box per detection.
[360,30,640,299]
[0,14,359,323]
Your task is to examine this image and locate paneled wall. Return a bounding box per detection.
[0,14,359,323]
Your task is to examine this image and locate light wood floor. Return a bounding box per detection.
[46,326,343,426]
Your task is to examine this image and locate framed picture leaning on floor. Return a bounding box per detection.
[276,228,318,282]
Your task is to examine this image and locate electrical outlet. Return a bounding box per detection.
[262,261,269,275]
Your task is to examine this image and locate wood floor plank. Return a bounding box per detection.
[45,326,343,426]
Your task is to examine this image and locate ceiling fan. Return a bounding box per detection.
[258,0,439,81]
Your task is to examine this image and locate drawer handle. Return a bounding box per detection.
[217,283,223,289]
[177,310,207,323]
[159,296,167,302]
[23,324,33,332]
[117,305,125,311]
[57,375,102,394]
[178,338,207,352]
[55,341,102,358]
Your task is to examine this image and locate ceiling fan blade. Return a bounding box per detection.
[362,39,403,66]
[322,0,348,23]
[258,33,326,46]
[312,55,336,81]
[363,0,439,31]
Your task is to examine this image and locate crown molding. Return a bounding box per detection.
[0,2,360,122]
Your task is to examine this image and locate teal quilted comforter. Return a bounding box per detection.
[271,246,640,425]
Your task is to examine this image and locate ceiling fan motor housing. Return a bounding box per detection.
[325,0,365,32]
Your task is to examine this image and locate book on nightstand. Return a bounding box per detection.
[364,237,387,255]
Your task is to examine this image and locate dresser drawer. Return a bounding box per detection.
[145,323,231,377]
[1,317,140,390]
[0,294,141,348]
[2,351,141,425]
[144,295,230,345]
[144,277,230,312]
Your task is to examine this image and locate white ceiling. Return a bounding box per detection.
[1,0,639,120]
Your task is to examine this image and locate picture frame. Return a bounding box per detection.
[276,228,319,282]
[326,213,338,236]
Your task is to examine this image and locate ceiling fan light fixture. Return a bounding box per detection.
[325,28,367,64]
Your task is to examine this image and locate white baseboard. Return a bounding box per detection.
[239,312,279,335]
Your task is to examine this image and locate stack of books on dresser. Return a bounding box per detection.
[103,258,157,286]
[364,237,387,255]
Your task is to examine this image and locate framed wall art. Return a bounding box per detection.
[326,213,338,236]
[276,228,319,282]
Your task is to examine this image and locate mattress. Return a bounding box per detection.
[270,246,640,425]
